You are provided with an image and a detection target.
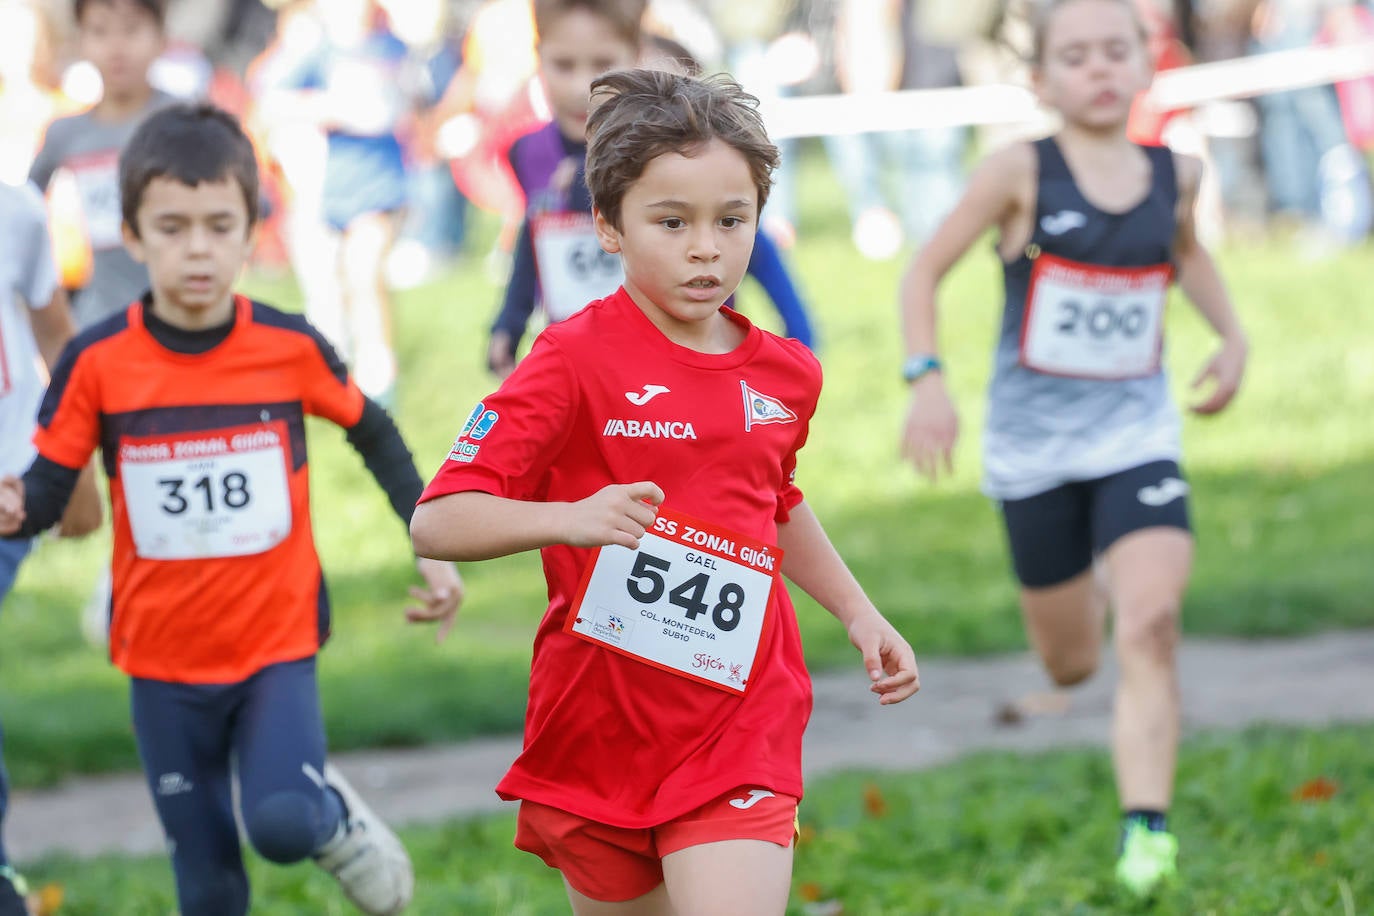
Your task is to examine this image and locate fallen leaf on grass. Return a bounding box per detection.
[27,883,64,915]
[1292,777,1338,802]
[1312,851,1330,867]
[862,783,888,818]
[798,882,824,902]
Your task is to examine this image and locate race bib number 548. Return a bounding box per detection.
[565,507,782,695]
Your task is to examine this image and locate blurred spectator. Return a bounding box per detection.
[0,0,78,185]
[1189,0,1270,234]
[1250,0,1372,247]
[1128,1,1229,244]
[264,0,427,404]
[28,0,175,328]
[249,0,340,338]
[1319,0,1374,151]
[386,0,470,287]
[824,0,970,259]
[429,0,544,276]
[702,0,813,248]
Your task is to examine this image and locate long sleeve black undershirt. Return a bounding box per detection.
[9,302,423,538]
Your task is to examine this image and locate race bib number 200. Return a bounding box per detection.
[565,507,782,695]
[1021,253,1172,380]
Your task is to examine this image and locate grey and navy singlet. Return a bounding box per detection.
[982,137,1183,500]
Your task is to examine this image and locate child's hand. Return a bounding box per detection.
[487,331,517,379]
[406,557,465,644]
[0,476,25,535]
[567,481,665,550]
[1189,336,1247,415]
[901,375,958,482]
[846,609,920,705]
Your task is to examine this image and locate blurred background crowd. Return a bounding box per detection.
[3,0,1371,332]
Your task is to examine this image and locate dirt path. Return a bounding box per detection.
[11,630,1373,862]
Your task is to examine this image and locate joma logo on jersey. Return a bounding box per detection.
[602,419,698,439]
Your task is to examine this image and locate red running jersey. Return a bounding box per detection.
[420,288,823,827]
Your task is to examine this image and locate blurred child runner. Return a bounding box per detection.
[28,0,178,647]
[273,0,423,405]
[411,69,919,915]
[0,103,463,916]
[485,0,816,378]
[0,180,103,916]
[28,0,175,329]
[0,0,78,185]
[898,0,1247,897]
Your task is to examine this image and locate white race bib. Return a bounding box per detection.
[1021,253,1172,380]
[120,422,292,560]
[566,507,782,695]
[531,212,623,321]
[67,150,123,251]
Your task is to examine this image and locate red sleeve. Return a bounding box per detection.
[32,342,101,470]
[774,432,807,524]
[774,345,822,524]
[420,335,578,503]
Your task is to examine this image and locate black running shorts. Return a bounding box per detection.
[999,459,1192,588]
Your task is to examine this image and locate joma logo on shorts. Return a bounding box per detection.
[729,789,775,809]
[1138,477,1189,507]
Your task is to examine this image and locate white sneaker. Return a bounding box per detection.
[314,763,414,915]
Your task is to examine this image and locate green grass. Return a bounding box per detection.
[23,723,1373,914]
[2,147,1372,785]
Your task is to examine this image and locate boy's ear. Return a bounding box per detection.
[593,208,621,254]
[121,221,147,264]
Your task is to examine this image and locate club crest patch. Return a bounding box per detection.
[740,381,797,431]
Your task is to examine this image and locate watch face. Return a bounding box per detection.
[903,356,940,382]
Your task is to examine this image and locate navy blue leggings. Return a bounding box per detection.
[0,535,35,867]
[131,656,344,916]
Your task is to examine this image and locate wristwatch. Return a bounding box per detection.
[902,354,943,384]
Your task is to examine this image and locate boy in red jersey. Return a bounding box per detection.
[0,103,462,916]
[410,69,918,915]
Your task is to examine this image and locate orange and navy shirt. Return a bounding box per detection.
[34,295,365,683]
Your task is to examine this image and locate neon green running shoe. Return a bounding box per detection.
[1116,822,1178,896]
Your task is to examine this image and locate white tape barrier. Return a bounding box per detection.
[762,40,1374,139]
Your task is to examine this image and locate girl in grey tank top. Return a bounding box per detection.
[897,0,1248,899]
[983,137,1182,500]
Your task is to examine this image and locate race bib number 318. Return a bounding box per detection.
[565,507,782,695]
[120,421,292,560]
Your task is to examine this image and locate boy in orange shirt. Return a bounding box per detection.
[1,103,462,916]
